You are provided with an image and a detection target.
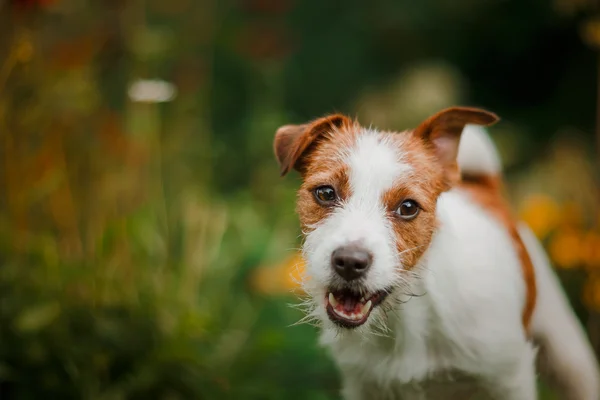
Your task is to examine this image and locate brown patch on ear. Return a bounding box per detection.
[274,114,352,176]
[414,107,499,189]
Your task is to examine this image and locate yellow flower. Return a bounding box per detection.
[581,231,600,270]
[548,229,582,269]
[15,37,34,63]
[250,252,306,295]
[581,18,600,49]
[283,252,306,292]
[519,194,560,239]
[583,275,600,312]
[559,201,585,229]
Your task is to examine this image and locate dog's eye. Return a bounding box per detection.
[314,186,337,205]
[396,199,420,219]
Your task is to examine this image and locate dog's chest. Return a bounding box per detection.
[323,317,490,399]
[331,340,490,399]
[380,374,491,400]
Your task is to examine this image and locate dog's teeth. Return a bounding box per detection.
[361,300,372,314]
[329,293,339,308]
[360,297,365,303]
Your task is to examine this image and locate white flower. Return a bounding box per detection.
[128,79,177,103]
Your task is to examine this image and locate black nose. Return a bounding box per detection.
[331,245,373,281]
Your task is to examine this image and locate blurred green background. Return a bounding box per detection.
[1,0,600,398]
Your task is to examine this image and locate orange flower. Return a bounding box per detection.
[581,17,600,49]
[283,252,306,291]
[581,231,600,270]
[559,201,585,229]
[519,194,560,239]
[583,275,600,312]
[250,252,306,295]
[548,229,582,269]
[15,37,33,63]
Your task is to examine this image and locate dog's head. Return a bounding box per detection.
[274,107,498,332]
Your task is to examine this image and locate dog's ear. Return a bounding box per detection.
[414,107,499,188]
[274,114,351,176]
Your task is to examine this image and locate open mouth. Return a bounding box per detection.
[325,288,389,328]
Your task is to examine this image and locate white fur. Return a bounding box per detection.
[522,223,600,399]
[302,131,413,330]
[298,125,599,399]
[457,124,501,175]
[347,133,413,198]
[324,190,537,399]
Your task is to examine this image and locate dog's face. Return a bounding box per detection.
[274,107,498,332]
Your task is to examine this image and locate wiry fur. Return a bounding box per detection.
[275,108,600,399]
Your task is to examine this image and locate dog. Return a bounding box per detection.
[274,107,600,399]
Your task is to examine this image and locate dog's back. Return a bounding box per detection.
[458,125,600,400]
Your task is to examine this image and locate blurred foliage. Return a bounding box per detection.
[0,0,599,398]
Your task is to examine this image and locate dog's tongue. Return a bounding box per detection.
[343,296,359,313]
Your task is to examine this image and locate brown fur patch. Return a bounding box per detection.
[459,175,537,335]
[297,165,351,232]
[296,125,449,269]
[295,123,361,233]
[277,109,535,335]
[381,132,447,269]
[274,114,352,176]
[414,107,499,190]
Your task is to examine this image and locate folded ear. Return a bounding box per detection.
[413,106,499,188]
[274,114,351,176]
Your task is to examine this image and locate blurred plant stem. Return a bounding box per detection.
[596,48,600,166]
[588,6,600,357]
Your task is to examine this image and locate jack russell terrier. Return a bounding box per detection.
[274,107,600,399]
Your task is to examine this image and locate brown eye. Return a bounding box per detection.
[396,199,420,220]
[314,186,337,205]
